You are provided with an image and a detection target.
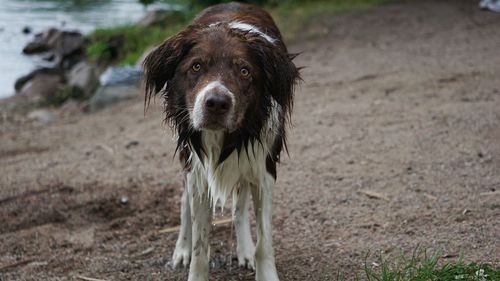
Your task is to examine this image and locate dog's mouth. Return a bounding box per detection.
[196,118,231,131]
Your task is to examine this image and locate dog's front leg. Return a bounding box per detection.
[251,174,280,281]
[172,184,192,268]
[188,173,212,281]
[233,185,255,270]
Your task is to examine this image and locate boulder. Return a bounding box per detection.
[23,28,57,54]
[14,68,62,92]
[137,9,185,27]
[89,85,139,112]
[99,66,142,86]
[18,72,65,102]
[22,28,86,69]
[22,41,50,54]
[23,28,85,55]
[89,65,142,111]
[68,62,100,97]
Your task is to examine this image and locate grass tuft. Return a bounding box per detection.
[351,248,500,281]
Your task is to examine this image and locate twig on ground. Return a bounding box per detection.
[358,189,390,201]
[423,193,438,200]
[96,144,114,154]
[479,190,500,196]
[75,275,108,281]
[0,259,35,272]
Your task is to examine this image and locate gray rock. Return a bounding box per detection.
[14,68,63,92]
[23,28,85,55]
[68,62,99,97]
[99,66,142,86]
[19,72,65,102]
[27,109,57,123]
[22,28,86,69]
[89,85,139,112]
[22,41,50,54]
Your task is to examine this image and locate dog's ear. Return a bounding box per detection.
[246,36,300,116]
[142,27,196,108]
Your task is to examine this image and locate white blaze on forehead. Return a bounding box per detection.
[192,81,235,128]
[228,21,277,44]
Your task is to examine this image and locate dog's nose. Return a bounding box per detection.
[205,94,231,115]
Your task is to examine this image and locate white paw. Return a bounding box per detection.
[171,242,191,268]
[237,244,255,270]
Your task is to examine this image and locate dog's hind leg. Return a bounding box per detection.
[251,173,280,281]
[172,181,192,268]
[188,172,212,281]
[233,185,256,270]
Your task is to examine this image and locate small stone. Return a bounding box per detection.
[120,196,129,205]
[140,246,155,256]
[125,141,139,149]
[27,109,56,123]
[22,26,32,34]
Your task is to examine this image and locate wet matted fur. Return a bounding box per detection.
[143,2,300,281]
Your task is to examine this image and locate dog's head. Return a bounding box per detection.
[144,22,298,131]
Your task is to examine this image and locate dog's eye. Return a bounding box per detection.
[191,63,201,72]
[240,67,250,77]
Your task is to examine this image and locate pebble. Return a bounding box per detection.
[125,140,139,149]
[120,196,129,205]
[27,109,56,123]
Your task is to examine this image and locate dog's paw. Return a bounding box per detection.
[237,245,255,270]
[171,244,191,269]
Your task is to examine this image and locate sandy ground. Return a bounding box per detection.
[1,1,499,280]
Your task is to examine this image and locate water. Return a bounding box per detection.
[0,0,180,99]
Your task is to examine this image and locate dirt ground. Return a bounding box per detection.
[1,1,499,280]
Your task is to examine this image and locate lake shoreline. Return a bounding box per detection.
[0,0,180,99]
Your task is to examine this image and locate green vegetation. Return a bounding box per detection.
[87,16,189,65]
[340,249,500,281]
[85,0,390,65]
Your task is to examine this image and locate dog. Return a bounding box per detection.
[143,2,299,280]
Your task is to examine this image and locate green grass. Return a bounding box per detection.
[87,23,186,65]
[340,249,500,281]
[85,0,390,66]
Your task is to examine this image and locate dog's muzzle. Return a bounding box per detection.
[192,81,234,130]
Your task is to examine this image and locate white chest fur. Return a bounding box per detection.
[188,131,269,208]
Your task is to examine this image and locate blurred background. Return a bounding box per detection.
[0,0,178,99]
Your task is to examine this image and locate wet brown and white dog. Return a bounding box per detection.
[143,2,299,281]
